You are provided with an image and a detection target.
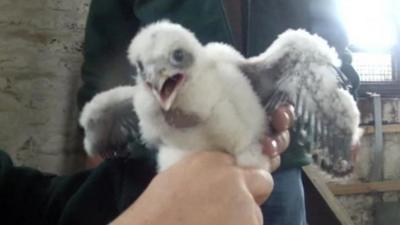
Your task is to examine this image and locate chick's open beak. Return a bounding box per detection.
[148,72,185,111]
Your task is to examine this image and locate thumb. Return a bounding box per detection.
[242,169,274,205]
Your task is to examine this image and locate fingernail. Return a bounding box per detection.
[282,111,290,130]
[262,138,279,157]
[271,139,278,156]
[285,105,296,128]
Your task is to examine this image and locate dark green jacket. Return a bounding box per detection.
[0,150,156,225]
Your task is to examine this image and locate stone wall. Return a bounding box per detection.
[357,98,400,181]
[338,97,400,225]
[0,0,90,174]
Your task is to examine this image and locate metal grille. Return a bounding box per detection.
[352,52,393,82]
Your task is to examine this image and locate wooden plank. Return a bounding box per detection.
[361,124,400,134]
[303,166,355,225]
[328,180,400,196]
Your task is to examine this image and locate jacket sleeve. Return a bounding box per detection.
[0,150,90,225]
[0,150,156,225]
[77,0,141,110]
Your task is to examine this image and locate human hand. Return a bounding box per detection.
[111,151,273,225]
[261,104,295,172]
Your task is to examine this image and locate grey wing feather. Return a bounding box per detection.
[241,29,362,176]
[79,86,146,159]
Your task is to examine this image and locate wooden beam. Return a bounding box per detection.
[361,124,400,134]
[328,180,400,195]
[303,166,355,225]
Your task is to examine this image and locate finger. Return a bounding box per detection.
[261,136,278,157]
[242,169,274,205]
[260,155,281,172]
[185,151,235,167]
[273,130,290,154]
[271,104,295,133]
[269,156,281,172]
[202,151,235,165]
[254,205,264,225]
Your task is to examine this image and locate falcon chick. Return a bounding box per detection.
[128,21,268,171]
[80,21,362,176]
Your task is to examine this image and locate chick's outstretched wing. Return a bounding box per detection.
[241,29,362,176]
[79,86,147,159]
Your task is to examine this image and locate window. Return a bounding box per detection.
[337,0,400,97]
[352,52,393,82]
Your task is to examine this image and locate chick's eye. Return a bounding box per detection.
[172,49,185,63]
